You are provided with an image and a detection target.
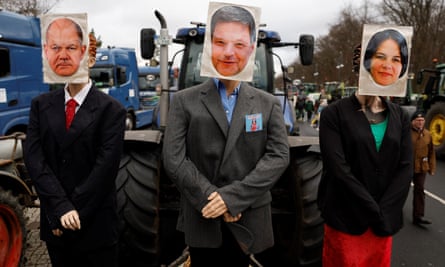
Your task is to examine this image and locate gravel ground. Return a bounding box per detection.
[23,207,51,267]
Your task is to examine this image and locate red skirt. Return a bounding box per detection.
[323,224,392,267]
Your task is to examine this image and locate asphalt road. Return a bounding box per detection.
[392,160,445,267]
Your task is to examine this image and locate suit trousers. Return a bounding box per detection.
[46,242,118,267]
[189,223,250,267]
[413,172,427,219]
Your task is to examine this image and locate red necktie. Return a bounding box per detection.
[65,99,77,130]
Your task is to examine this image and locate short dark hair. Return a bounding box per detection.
[210,5,256,44]
[46,17,84,44]
[363,29,409,78]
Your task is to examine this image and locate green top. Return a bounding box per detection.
[370,116,388,151]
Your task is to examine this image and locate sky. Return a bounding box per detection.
[50,0,379,66]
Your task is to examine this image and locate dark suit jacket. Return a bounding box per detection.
[25,85,126,250]
[162,79,289,254]
[318,95,413,236]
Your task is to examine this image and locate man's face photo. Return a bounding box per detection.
[44,18,86,77]
[200,3,260,81]
[211,21,255,77]
[41,13,88,83]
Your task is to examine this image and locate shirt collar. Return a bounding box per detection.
[213,78,241,95]
[64,79,92,105]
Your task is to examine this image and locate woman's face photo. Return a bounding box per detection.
[370,38,402,86]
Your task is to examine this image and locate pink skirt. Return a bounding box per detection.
[323,224,392,267]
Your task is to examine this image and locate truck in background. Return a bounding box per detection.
[0,9,49,135]
[90,47,154,129]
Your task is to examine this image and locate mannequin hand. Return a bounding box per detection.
[60,210,81,230]
[223,212,242,223]
[202,192,228,219]
[52,228,63,236]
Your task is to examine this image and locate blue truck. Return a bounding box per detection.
[91,47,154,129]
[0,9,49,135]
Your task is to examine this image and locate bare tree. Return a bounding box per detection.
[379,0,445,91]
[289,1,380,86]
[0,0,60,16]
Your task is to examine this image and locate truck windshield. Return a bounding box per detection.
[90,67,114,88]
[182,42,268,91]
[139,74,160,91]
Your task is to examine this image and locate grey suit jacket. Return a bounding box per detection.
[162,79,289,253]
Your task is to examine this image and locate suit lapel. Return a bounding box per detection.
[201,79,229,137]
[47,89,67,147]
[61,88,98,149]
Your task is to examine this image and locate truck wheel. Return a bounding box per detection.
[116,141,161,267]
[125,113,135,130]
[425,102,445,156]
[0,188,26,267]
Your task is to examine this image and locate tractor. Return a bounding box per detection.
[0,132,37,267]
[416,62,445,157]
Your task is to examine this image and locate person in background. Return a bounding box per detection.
[25,33,126,267]
[411,111,436,226]
[304,99,314,122]
[363,29,408,86]
[295,91,306,121]
[317,44,413,267]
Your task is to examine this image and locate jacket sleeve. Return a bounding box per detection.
[70,101,126,223]
[162,93,219,211]
[428,132,436,174]
[24,97,75,229]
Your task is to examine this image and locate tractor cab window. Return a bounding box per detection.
[249,44,267,91]
[182,42,208,89]
[439,69,445,95]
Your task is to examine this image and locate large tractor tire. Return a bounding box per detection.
[293,152,324,267]
[0,188,26,267]
[425,102,445,157]
[116,141,161,267]
[257,151,323,267]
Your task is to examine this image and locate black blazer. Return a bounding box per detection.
[317,95,413,236]
[25,85,126,250]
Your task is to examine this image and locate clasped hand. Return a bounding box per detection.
[201,192,241,222]
[52,210,81,236]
